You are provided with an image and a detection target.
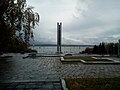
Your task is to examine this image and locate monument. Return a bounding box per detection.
[57,22,62,53]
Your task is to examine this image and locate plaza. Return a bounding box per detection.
[0,53,120,89]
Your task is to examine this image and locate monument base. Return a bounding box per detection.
[56,52,63,54]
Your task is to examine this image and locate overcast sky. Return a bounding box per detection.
[27,0,120,45]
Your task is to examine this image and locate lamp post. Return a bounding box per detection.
[113,44,115,55]
[79,46,80,54]
[33,40,34,50]
[31,31,34,50]
[118,39,120,57]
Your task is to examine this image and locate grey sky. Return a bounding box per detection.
[27,0,120,45]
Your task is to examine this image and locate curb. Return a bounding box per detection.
[60,57,81,62]
[0,80,60,83]
[60,57,120,65]
[60,79,69,90]
[80,59,120,65]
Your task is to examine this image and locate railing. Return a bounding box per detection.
[30,44,94,47]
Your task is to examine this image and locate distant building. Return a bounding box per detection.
[85,47,93,54]
[57,22,62,53]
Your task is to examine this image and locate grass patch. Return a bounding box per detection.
[64,56,112,62]
[64,56,95,61]
[64,56,83,59]
[61,62,79,64]
[65,78,120,90]
[95,56,112,58]
[94,56,120,58]
[92,59,112,62]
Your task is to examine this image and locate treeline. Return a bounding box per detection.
[0,0,39,53]
[83,42,119,55]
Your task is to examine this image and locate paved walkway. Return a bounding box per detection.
[0,81,61,90]
[0,53,120,89]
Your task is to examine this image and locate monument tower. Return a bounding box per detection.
[57,22,62,53]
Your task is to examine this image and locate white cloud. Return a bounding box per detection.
[27,0,120,45]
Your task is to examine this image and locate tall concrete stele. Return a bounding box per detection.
[57,22,62,54]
